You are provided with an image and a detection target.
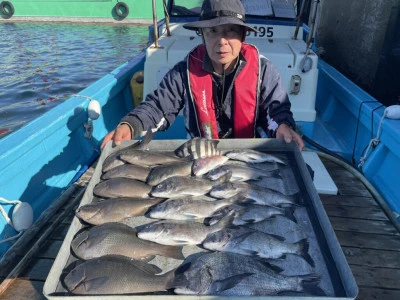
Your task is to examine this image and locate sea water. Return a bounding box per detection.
[0,22,148,139]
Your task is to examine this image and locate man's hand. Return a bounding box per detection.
[276,123,304,151]
[100,123,132,150]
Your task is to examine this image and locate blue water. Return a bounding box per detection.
[0,22,149,138]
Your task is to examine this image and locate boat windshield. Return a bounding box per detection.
[170,0,299,19]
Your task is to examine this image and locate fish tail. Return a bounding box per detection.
[300,273,325,296]
[163,245,185,260]
[214,209,235,230]
[216,170,232,183]
[283,207,297,223]
[287,192,304,206]
[163,268,179,290]
[136,130,157,150]
[172,262,191,291]
[296,193,306,205]
[296,238,315,267]
[269,169,282,179]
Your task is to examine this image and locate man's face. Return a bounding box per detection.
[202,24,244,74]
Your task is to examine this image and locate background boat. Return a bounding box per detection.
[0,0,400,298]
[0,0,164,23]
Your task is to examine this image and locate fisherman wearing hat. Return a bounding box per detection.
[101,0,304,150]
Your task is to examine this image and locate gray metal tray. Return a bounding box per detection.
[43,139,358,299]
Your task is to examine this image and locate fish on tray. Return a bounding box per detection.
[101,129,155,172]
[70,222,184,261]
[137,211,234,246]
[202,227,314,267]
[207,164,281,182]
[63,255,175,295]
[93,177,152,199]
[192,155,229,176]
[148,194,247,221]
[210,182,301,207]
[119,150,185,167]
[173,252,322,296]
[150,175,228,198]
[75,197,164,225]
[101,163,151,182]
[208,203,297,225]
[225,149,286,165]
[174,137,222,159]
[146,161,194,186]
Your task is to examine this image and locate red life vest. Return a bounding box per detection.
[187,43,259,139]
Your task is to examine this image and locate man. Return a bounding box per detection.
[101,0,304,150]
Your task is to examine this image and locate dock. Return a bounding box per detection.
[1,155,400,299]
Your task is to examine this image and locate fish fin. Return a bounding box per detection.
[210,139,220,147]
[300,274,325,295]
[71,232,90,251]
[182,213,201,220]
[141,255,156,263]
[212,273,253,293]
[292,193,305,206]
[172,239,191,245]
[162,245,185,260]
[233,231,257,244]
[270,169,282,179]
[216,170,232,183]
[239,249,259,256]
[126,258,162,274]
[81,204,113,222]
[176,262,191,274]
[84,230,114,248]
[204,216,220,226]
[229,193,249,205]
[260,261,284,274]
[240,217,256,224]
[173,273,191,292]
[82,277,109,292]
[214,209,235,229]
[296,238,315,267]
[163,268,179,290]
[266,233,286,242]
[240,197,257,205]
[230,176,245,182]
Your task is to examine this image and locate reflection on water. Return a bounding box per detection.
[0,22,149,138]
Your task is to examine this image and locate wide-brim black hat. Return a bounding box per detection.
[183,0,258,33]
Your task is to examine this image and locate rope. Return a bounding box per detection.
[351,100,379,166]
[358,105,388,168]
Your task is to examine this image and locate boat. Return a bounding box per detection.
[0,0,164,23]
[1,0,400,298]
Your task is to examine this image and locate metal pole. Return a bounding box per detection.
[293,0,308,40]
[306,0,320,47]
[152,0,159,48]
